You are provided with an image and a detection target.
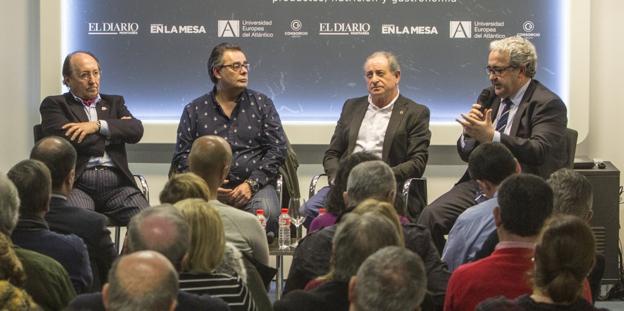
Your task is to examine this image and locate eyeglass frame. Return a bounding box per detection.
[220,62,250,72]
[485,65,516,76]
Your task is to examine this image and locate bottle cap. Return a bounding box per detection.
[319,208,326,214]
[281,208,289,213]
[256,209,264,215]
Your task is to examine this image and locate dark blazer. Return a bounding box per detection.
[67,291,231,311]
[39,93,143,186]
[323,95,431,183]
[274,281,349,311]
[46,195,117,290]
[457,80,568,180]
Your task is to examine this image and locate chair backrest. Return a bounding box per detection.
[564,128,578,169]
[33,124,44,143]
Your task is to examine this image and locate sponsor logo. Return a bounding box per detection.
[319,22,370,36]
[382,24,438,35]
[518,20,541,39]
[88,22,139,35]
[218,19,274,38]
[285,19,308,38]
[150,24,206,34]
[449,21,471,38]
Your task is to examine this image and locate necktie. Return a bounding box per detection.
[495,98,512,132]
[82,98,96,107]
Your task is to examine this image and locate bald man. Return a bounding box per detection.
[103,251,178,311]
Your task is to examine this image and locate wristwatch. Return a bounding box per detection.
[244,179,259,194]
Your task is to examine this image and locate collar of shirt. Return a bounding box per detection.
[71,92,101,107]
[16,215,49,231]
[367,92,399,112]
[51,193,68,201]
[495,240,535,250]
[209,87,248,117]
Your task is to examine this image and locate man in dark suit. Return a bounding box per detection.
[39,51,148,225]
[30,136,117,291]
[418,36,568,253]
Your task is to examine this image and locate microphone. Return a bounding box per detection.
[477,87,496,111]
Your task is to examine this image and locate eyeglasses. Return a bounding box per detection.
[485,65,515,76]
[221,62,250,72]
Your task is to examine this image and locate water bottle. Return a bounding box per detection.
[278,208,291,249]
[256,209,266,231]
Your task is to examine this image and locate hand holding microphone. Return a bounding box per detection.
[456,87,496,143]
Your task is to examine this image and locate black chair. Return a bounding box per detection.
[564,128,578,169]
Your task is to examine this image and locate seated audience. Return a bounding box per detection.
[67,205,229,311]
[477,215,607,311]
[285,161,448,309]
[7,160,92,294]
[0,280,42,311]
[0,232,25,287]
[274,211,403,311]
[30,136,116,289]
[102,251,178,311]
[0,173,75,311]
[349,246,427,311]
[174,198,256,311]
[442,143,519,271]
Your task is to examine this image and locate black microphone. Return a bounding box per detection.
[477,87,496,111]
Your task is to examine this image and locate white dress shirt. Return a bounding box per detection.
[353,93,399,158]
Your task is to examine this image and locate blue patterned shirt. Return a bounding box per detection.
[172,88,287,189]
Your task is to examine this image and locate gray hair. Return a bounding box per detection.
[354,246,427,311]
[547,168,593,219]
[332,213,402,281]
[127,205,190,269]
[489,36,537,78]
[0,174,20,235]
[346,161,396,206]
[365,51,401,73]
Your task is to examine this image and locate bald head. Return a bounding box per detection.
[189,135,232,190]
[30,136,76,191]
[104,251,178,311]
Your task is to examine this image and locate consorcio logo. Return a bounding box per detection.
[88,22,139,35]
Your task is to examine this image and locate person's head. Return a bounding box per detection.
[0,280,41,311]
[188,135,232,190]
[351,199,405,246]
[344,160,396,209]
[0,174,20,235]
[495,174,553,237]
[487,36,537,98]
[159,173,211,204]
[349,246,426,311]
[173,199,225,273]
[533,215,595,304]
[62,51,101,100]
[126,205,190,271]
[103,251,178,311]
[30,136,77,193]
[468,143,519,197]
[326,152,380,214]
[330,212,402,282]
[0,233,25,287]
[547,168,593,221]
[207,43,248,90]
[7,160,51,217]
[364,51,401,107]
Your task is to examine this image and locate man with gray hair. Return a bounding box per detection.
[0,173,76,310]
[343,160,396,209]
[349,246,427,311]
[420,35,568,253]
[102,251,178,311]
[274,212,402,311]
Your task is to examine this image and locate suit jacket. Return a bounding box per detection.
[274,281,349,311]
[39,93,143,186]
[457,80,568,181]
[323,95,431,183]
[46,195,117,290]
[67,291,231,311]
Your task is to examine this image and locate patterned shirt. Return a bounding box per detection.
[172,88,287,189]
[179,272,256,311]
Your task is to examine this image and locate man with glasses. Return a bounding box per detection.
[40,51,148,226]
[418,36,568,253]
[171,43,287,234]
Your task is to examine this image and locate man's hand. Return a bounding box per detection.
[229,182,252,208]
[62,121,99,143]
[456,106,495,143]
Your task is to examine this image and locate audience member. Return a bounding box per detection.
[67,205,229,311]
[444,174,556,311]
[7,160,92,294]
[442,143,519,271]
[174,198,256,311]
[349,246,427,311]
[102,251,178,311]
[159,172,211,204]
[0,173,75,311]
[274,212,402,311]
[477,215,606,311]
[39,50,148,225]
[0,280,42,311]
[0,232,25,287]
[30,136,116,289]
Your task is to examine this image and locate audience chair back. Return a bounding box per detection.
[564,128,578,169]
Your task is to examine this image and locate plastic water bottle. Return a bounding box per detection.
[256,209,266,231]
[278,208,291,249]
